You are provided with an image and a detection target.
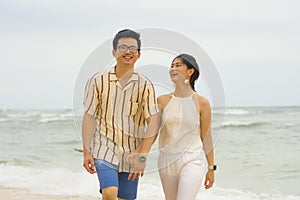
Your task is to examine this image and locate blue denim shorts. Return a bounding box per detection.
[94,159,139,200]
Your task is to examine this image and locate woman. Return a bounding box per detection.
[157,54,216,200]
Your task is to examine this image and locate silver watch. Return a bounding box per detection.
[139,155,146,163]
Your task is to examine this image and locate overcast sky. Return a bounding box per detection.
[0,0,299,109]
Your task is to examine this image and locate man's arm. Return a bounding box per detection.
[127,112,160,181]
[82,74,100,174]
[82,112,96,174]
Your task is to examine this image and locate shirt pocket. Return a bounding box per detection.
[126,101,139,116]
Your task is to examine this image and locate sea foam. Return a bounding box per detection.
[0,164,299,200]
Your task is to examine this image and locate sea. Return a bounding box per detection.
[0,107,299,200]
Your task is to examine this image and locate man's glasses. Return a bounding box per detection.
[117,45,139,53]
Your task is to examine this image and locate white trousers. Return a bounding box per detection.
[158,151,206,200]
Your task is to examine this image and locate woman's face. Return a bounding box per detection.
[169,58,191,82]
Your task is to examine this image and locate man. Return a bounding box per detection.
[82,29,159,200]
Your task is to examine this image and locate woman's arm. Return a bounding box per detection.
[198,95,215,189]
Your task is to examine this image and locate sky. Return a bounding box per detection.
[0,0,299,109]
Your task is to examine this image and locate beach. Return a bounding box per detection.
[0,108,299,199]
[0,188,98,200]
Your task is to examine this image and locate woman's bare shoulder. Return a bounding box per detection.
[195,94,211,111]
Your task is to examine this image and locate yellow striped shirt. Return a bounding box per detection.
[84,67,158,172]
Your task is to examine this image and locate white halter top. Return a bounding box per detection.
[158,93,203,154]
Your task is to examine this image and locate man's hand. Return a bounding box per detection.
[82,112,96,174]
[83,151,96,174]
[126,153,146,181]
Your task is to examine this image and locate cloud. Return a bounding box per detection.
[1,0,299,33]
[0,0,300,108]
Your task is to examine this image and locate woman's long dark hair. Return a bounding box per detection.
[173,54,200,91]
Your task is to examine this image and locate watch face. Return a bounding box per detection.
[139,156,146,163]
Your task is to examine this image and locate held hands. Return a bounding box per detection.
[126,153,147,181]
[204,170,214,189]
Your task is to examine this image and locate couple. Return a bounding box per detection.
[82,29,216,200]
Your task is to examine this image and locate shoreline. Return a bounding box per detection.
[0,188,98,200]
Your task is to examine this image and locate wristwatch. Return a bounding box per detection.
[139,155,147,163]
[208,165,217,171]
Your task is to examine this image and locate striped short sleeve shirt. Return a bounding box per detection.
[84,67,158,172]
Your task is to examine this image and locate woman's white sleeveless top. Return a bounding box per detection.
[158,93,203,154]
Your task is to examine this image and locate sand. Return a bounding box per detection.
[0,188,98,200]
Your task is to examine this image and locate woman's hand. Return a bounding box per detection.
[204,170,214,189]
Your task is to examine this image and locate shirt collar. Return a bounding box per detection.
[109,66,139,82]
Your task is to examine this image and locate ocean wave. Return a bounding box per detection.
[0,118,11,122]
[40,113,58,118]
[38,117,72,123]
[280,122,300,128]
[58,113,74,118]
[49,140,81,145]
[0,164,99,197]
[194,186,300,200]
[0,160,8,165]
[0,110,75,123]
[3,159,33,167]
[223,107,300,116]
[225,109,251,116]
[38,112,74,123]
[223,121,269,128]
[0,164,299,199]
[6,111,41,118]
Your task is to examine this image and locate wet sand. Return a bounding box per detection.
[0,188,98,200]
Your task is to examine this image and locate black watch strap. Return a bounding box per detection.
[208,165,217,170]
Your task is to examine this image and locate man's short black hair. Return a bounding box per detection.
[112,29,141,51]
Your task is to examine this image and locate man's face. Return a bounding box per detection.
[112,38,141,66]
